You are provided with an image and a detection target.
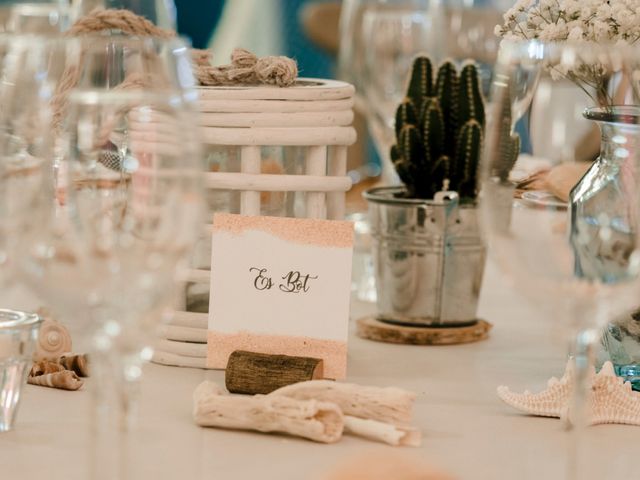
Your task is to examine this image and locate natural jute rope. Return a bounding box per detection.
[51,8,298,131]
[66,8,298,87]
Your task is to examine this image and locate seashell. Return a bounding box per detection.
[588,361,640,426]
[30,360,65,377]
[498,360,640,426]
[35,318,72,361]
[497,361,576,418]
[27,370,83,391]
[58,354,89,377]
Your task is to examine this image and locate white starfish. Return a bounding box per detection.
[497,360,640,426]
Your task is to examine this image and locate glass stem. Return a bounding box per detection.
[566,327,599,480]
[89,325,143,480]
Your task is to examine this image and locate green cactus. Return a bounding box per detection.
[455,119,483,199]
[457,63,485,127]
[495,84,521,182]
[390,56,520,201]
[406,56,434,107]
[434,61,458,151]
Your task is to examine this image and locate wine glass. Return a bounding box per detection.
[13,35,202,477]
[4,1,72,34]
[0,34,69,288]
[359,2,502,184]
[73,0,177,29]
[480,40,640,479]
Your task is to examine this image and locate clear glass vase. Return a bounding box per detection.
[569,106,640,389]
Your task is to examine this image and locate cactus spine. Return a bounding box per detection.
[391,56,520,201]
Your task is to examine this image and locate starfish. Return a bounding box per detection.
[497,360,640,426]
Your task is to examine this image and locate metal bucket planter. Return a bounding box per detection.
[364,186,486,326]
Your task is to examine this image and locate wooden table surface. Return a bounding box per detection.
[0,260,637,480]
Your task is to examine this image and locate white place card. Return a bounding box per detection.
[207,213,354,379]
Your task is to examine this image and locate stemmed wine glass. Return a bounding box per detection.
[0,34,69,288]
[13,34,203,477]
[480,40,640,479]
[358,1,502,184]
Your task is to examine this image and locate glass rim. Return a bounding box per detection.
[65,32,191,48]
[0,309,42,330]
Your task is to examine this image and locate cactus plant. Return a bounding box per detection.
[494,84,520,183]
[391,56,520,201]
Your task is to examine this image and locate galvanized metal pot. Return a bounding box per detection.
[364,186,486,326]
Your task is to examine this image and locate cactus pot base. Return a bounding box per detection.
[365,186,486,327]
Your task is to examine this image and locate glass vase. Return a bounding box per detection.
[569,106,640,388]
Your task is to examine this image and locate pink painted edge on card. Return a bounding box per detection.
[212,213,354,249]
[206,330,347,380]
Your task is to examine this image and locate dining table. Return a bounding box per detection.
[0,256,637,480]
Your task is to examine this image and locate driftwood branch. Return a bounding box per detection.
[193,381,343,443]
[270,380,416,425]
[225,350,323,394]
[343,416,421,447]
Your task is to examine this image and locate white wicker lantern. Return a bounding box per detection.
[152,78,356,368]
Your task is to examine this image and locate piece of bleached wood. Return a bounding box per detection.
[156,324,207,343]
[326,146,348,220]
[199,110,354,128]
[270,380,416,425]
[197,78,355,101]
[155,339,207,358]
[197,97,355,114]
[193,381,344,443]
[343,416,422,447]
[151,349,207,368]
[240,146,261,216]
[168,311,208,329]
[305,145,327,219]
[201,126,357,147]
[204,172,351,193]
[225,350,323,395]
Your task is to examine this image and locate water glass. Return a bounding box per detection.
[0,309,41,432]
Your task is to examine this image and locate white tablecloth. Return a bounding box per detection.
[0,260,637,480]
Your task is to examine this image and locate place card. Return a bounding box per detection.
[207,213,354,379]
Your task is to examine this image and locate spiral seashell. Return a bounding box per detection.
[28,370,83,391]
[30,360,65,377]
[59,354,89,377]
[35,319,72,361]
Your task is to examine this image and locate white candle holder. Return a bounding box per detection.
[153,78,357,368]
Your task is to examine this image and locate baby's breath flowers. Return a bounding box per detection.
[496,0,640,105]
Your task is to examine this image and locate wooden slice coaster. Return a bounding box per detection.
[356,317,492,345]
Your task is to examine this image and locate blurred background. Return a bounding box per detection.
[0,0,515,188]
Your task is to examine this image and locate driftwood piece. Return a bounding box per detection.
[59,354,90,377]
[270,380,416,425]
[343,416,421,447]
[193,381,343,443]
[225,350,324,395]
[28,370,84,391]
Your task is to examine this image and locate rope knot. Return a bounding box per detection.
[255,55,298,87]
